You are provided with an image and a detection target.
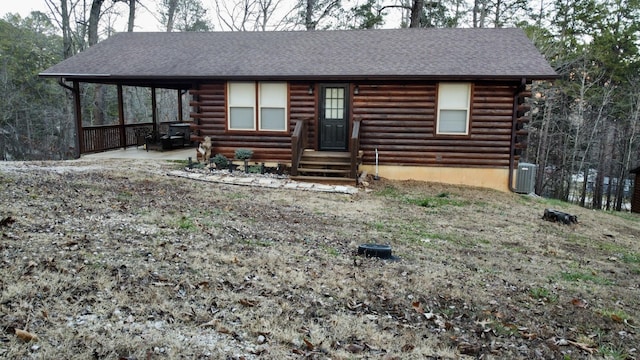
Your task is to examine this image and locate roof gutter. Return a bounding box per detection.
[39,73,557,82]
[40,72,111,78]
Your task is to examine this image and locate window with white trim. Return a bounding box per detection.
[228,82,288,132]
[259,82,287,131]
[436,83,471,135]
[228,82,256,130]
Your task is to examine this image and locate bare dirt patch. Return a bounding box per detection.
[1,159,639,359]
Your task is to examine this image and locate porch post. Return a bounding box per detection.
[117,84,126,148]
[151,87,158,134]
[73,81,83,157]
[177,89,183,122]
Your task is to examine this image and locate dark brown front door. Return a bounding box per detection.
[319,84,348,150]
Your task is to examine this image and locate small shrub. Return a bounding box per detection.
[529,287,558,302]
[375,185,402,198]
[560,271,614,285]
[408,196,467,208]
[178,216,196,231]
[247,165,262,173]
[235,148,253,160]
[212,154,229,169]
[599,345,627,360]
[598,308,632,322]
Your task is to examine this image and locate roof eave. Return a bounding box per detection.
[41,73,559,85]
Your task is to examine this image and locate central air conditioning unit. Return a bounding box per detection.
[515,163,537,194]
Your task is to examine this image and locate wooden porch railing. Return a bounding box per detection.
[81,123,155,154]
[290,119,308,176]
[350,119,361,178]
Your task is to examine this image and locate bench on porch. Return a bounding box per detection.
[139,123,192,151]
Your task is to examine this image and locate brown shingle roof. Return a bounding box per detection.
[40,28,557,84]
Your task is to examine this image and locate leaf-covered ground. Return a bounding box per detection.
[0,159,638,359]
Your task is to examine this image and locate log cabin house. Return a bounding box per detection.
[40,28,557,191]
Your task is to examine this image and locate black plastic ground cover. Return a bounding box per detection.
[357,244,393,259]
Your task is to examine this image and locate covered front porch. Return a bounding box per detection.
[61,76,195,156]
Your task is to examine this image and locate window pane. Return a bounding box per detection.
[260,83,286,107]
[324,87,344,119]
[439,83,469,108]
[259,82,286,131]
[230,107,254,129]
[229,82,255,107]
[229,82,255,130]
[437,83,470,135]
[439,110,467,133]
[261,108,285,130]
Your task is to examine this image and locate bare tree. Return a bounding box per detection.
[472,0,486,27]
[215,0,255,31]
[298,0,342,30]
[164,0,179,31]
[161,0,212,31]
[408,0,424,27]
[256,0,296,31]
[215,0,295,31]
[112,0,138,32]
[45,0,78,58]
[88,0,105,46]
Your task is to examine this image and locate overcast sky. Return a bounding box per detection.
[1,0,164,31]
[2,0,46,16]
[0,0,310,32]
[1,0,402,32]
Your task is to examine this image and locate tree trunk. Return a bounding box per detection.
[409,0,424,27]
[127,0,136,32]
[88,0,104,46]
[535,93,553,196]
[473,0,487,28]
[605,152,614,211]
[593,139,606,209]
[493,0,501,28]
[166,0,179,32]
[614,162,625,211]
[579,166,588,207]
[88,0,106,126]
[61,0,73,58]
[473,0,478,27]
[618,89,640,210]
[305,0,315,30]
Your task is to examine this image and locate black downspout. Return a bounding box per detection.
[57,77,74,92]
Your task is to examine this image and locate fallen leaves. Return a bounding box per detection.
[345,343,365,353]
[239,298,258,307]
[571,298,588,308]
[1,160,638,359]
[611,313,624,323]
[552,337,598,354]
[411,301,424,314]
[303,338,314,351]
[15,329,38,342]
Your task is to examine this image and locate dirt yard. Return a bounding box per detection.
[0,159,638,359]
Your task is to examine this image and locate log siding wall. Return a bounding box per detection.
[190,80,519,169]
[189,82,315,162]
[355,82,516,168]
